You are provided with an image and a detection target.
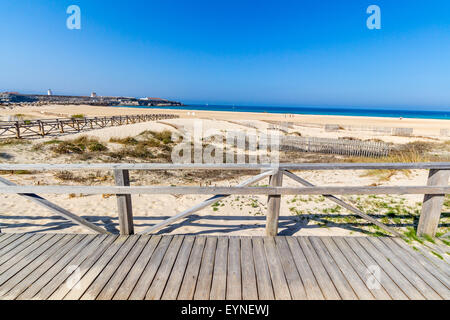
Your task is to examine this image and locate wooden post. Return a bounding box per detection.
[15,121,21,139]
[38,121,45,136]
[266,169,283,236]
[114,169,134,235]
[417,169,450,237]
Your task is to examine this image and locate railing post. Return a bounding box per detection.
[417,169,450,237]
[113,169,134,235]
[15,121,21,139]
[266,169,283,236]
[38,120,45,136]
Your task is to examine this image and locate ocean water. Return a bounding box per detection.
[117,104,450,120]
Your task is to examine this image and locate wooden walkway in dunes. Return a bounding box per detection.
[0,233,448,300]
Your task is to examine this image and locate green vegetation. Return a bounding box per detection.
[70,114,85,119]
[0,170,33,175]
[431,251,444,260]
[109,137,139,145]
[108,131,174,161]
[349,140,450,166]
[286,194,449,238]
[50,136,108,155]
[0,138,30,146]
[54,170,111,183]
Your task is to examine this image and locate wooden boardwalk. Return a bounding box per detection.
[0,233,448,300]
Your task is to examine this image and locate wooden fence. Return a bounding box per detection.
[0,162,448,238]
[0,114,179,139]
[281,136,391,157]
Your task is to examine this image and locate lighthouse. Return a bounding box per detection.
[47,89,53,96]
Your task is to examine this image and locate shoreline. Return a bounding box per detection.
[113,104,450,120]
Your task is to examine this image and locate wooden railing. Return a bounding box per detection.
[0,114,179,139]
[0,162,449,238]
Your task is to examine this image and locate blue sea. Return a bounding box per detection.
[117,104,450,120]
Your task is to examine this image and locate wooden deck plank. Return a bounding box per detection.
[0,233,23,250]
[28,235,109,300]
[47,235,118,300]
[112,235,161,300]
[354,237,425,300]
[252,237,275,300]
[0,234,42,266]
[331,237,391,300]
[263,237,291,300]
[0,234,28,256]
[16,235,98,300]
[0,234,84,299]
[285,237,324,300]
[177,236,206,300]
[226,237,241,300]
[161,236,195,300]
[391,238,450,289]
[0,235,68,287]
[145,235,184,300]
[128,235,172,300]
[319,237,375,300]
[210,237,229,300]
[0,233,13,245]
[0,234,447,301]
[297,237,340,300]
[193,237,217,300]
[413,243,450,275]
[421,242,450,264]
[240,237,258,300]
[0,234,58,281]
[379,238,450,299]
[367,238,442,300]
[63,236,130,300]
[309,237,358,300]
[80,236,140,300]
[97,235,152,300]
[274,237,307,299]
[342,237,408,300]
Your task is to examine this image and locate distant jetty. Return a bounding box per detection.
[0,91,183,107]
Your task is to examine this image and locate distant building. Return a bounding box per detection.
[47,89,53,96]
[91,92,97,98]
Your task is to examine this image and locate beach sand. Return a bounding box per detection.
[1,104,449,139]
[0,104,448,237]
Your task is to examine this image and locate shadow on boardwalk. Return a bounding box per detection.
[1,212,448,236]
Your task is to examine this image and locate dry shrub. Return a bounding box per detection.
[51,136,107,155]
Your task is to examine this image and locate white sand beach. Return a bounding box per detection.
[0,104,449,237]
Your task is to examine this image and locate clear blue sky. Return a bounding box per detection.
[1,0,449,110]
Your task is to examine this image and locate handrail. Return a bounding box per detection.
[0,185,449,195]
[0,162,449,171]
